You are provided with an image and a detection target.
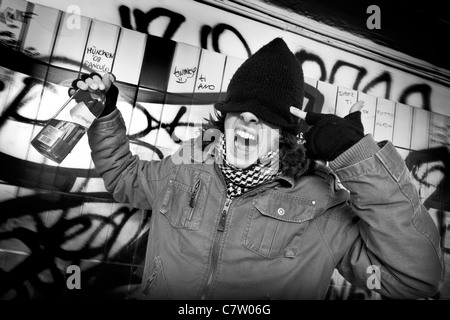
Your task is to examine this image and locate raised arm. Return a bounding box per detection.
[71,73,174,209]
[291,103,445,299]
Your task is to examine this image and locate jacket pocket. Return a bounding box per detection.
[242,191,316,259]
[141,256,170,299]
[159,167,211,231]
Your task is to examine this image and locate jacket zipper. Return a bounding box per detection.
[187,179,201,221]
[218,197,232,232]
[199,165,280,299]
[200,197,232,300]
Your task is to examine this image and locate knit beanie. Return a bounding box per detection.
[215,38,304,135]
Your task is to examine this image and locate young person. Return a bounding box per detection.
[71,38,444,299]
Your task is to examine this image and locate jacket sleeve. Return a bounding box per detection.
[328,134,445,299]
[87,109,174,210]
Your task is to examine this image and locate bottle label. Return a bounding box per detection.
[69,102,97,128]
[36,125,64,147]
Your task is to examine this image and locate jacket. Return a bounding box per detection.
[87,109,444,300]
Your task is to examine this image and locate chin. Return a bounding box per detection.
[226,150,258,169]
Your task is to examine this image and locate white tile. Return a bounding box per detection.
[411,108,430,150]
[335,87,357,118]
[0,0,28,45]
[167,42,200,95]
[373,98,395,142]
[22,4,60,62]
[316,81,337,115]
[392,103,413,149]
[194,49,226,96]
[112,29,146,85]
[82,20,120,75]
[51,12,90,71]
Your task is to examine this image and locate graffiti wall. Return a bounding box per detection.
[26,0,450,117]
[0,0,449,299]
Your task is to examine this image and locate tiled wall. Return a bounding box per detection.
[0,0,449,299]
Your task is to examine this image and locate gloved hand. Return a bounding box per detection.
[290,101,365,162]
[68,72,118,117]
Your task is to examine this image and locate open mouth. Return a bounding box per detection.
[234,128,257,150]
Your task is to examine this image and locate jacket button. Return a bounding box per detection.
[277,208,285,216]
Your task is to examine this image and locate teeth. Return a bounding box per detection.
[236,129,256,141]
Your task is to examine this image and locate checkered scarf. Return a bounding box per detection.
[215,134,280,198]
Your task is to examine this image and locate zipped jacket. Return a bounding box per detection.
[88,109,444,300]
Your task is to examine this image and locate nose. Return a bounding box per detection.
[240,112,259,124]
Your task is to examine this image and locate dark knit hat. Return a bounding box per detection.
[215,37,304,135]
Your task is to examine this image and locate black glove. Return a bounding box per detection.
[69,72,118,117]
[303,104,365,162]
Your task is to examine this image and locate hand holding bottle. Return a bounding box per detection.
[31,72,118,163]
[69,72,118,117]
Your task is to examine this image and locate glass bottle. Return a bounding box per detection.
[31,89,106,163]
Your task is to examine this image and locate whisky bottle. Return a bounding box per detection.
[31,89,106,163]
